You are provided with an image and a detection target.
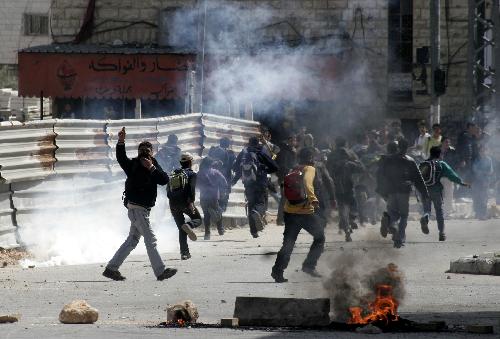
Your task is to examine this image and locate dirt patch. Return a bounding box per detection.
[0,248,32,267]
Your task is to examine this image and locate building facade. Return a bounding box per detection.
[23,0,470,132]
[0,0,51,87]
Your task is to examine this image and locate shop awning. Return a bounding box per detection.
[18,44,196,100]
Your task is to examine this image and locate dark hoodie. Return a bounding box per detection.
[232,145,278,187]
[156,144,182,173]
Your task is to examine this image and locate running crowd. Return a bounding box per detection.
[101,120,498,283]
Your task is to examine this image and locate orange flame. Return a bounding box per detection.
[176,318,186,327]
[348,284,399,324]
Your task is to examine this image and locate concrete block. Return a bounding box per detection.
[233,297,330,327]
[449,253,500,276]
[221,318,239,327]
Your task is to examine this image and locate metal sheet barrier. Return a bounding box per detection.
[0,114,260,248]
[54,120,111,175]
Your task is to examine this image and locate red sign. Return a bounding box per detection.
[18,52,195,99]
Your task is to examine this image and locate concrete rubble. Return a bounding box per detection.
[449,252,500,276]
[233,297,330,327]
[0,314,19,323]
[59,300,99,324]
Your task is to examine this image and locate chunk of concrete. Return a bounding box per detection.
[0,315,19,323]
[449,252,500,276]
[466,325,494,334]
[233,297,330,327]
[167,300,199,323]
[221,318,239,327]
[59,300,98,324]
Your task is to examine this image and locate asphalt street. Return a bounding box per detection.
[1,217,500,338]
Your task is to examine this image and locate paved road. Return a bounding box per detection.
[1,218,499,338]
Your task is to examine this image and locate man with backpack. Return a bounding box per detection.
[167,153,202,260]
[197,157,228,240]
[419,146,469,241]
[376,139,429,248]
[156,134,182,173]
[208,137,236,212]
[272,147,325,283]
[232,136,278,238]
[103,127,177,281]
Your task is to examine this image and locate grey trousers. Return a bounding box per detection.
[107,206,166,277]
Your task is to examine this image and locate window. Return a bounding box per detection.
[388,0,413,101]
[24,14,49,36]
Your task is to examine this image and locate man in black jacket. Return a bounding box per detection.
[377,139,429,248]
[276,134,297,225]
[232,136,278,238]
[103,127,177,281]
[168,153,202,260]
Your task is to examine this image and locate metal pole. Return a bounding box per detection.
[493,0,500,122]
[40,91,44,120]
[430,0,441,125]
[467,0,476,117]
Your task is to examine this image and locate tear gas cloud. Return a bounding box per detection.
[18,176,178,267]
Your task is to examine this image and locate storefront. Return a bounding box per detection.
[18,44,195,119]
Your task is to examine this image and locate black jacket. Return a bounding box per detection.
[376,154,429,199]
[276,143,297,182]
[168,168,197,208]
[232,145,279,187]
[117,142,169,208]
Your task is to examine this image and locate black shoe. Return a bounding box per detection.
[102,268,126,281]
[250,210,264,232]
[181,253,191,260]
[380,212,390,238]
[439,232,446,241]
[271,270,288,283]
[302,267,322,278]
[157,268,177,281]
[181,224,197,241]
[251,233,259,238]
[393,241,403,249]
[420,215,430,234]
[217,228,225,236]
[345,232,352,242]
[204,233,210,241]
[350,221,358,230]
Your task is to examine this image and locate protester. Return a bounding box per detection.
[441,137,460,215]
[423,123,443,159]
[472,145,494,219]
[276,134,298,225]
[312,148,336,229]
[167,153,202,260]
[208,137,236,212]
[232,136,278,238]
[103,127,177,281]
[419,146,469,241]
[376,139,429,248]
[272,147,325,283]
[412,120,430,161]
[197,157,228,240]
[456,122,479,195]
[156,134,182,173]
[329,147,364,242]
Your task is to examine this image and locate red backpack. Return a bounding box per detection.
[284,166,308,205]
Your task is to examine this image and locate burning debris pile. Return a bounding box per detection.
[324,253,405,327]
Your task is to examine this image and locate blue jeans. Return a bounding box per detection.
[424,187,445,233]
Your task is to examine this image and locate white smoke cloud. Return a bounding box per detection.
[17,176,179,267]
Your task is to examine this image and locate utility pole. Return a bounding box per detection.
[493,0,500,123]
[430,0,441,125]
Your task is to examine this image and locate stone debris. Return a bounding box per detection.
[0,248,31,267]
[449,252,500,276]
[355,323,383,334]
[0,315,19,323]
[167,300,199,323]
[59,300,99,324]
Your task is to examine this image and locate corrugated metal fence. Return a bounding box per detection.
[0,114,259,249]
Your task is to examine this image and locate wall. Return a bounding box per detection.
[0,0,51,65]
[48,0,471,123]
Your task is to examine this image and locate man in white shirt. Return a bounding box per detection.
[413,121,430,161]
